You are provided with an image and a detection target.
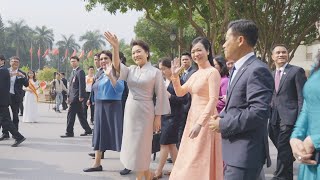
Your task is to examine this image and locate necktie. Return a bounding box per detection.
[275,70,281,92]
[182,72,187,82]
[227,66,236,95]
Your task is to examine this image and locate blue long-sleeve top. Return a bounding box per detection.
[93,74,124,101]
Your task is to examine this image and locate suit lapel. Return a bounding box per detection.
[225,56,256,108]
[277,64,292,94]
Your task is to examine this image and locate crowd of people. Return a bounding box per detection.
[0,18,319,180]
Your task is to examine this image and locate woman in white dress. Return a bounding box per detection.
[22,70,39,123]
[105,32,171,180]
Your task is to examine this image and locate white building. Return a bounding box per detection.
[290,40,320,72]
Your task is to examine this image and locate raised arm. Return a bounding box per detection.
[104,31,120,72]
[171,57,189,96]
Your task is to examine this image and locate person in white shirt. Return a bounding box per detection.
[84,66,95,124]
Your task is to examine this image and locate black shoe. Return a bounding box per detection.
[60,133,74,138]
[167,158,173,163]
[56,110,61,113]
[19,114,23,116]
[88,152,104,159]
[53,107,56,111]
[11,137,26,147]
[80,131,92,136]
[120,168,131,175]
[0,134,10,141]
[83,165,103,172]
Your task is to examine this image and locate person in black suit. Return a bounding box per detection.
[269,44,307,180]
[61,56,92,138]
[177,52,197,149]
[60,72,68,110]
[0,55,26,146]
[1,56,29,139]
[210,19,274,180]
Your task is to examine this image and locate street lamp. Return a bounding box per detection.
[170,29,177,59]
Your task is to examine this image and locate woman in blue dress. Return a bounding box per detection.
[83,50,125,172]
[290,53,320,180]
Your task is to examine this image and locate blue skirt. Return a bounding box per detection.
[93,100,123,152]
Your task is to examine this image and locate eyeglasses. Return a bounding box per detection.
[100,57,109,61]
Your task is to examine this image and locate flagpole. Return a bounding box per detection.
[30,43,33,70]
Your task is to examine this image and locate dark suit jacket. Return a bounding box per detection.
[220,55,274,169]
[0,66,11,107]
[270,64,306,125]
[61,77,68,95]
[68,67,86,103]
[11,69,29,103]
[181,66,197,114]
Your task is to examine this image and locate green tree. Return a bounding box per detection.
[79,30,106,52]
[86,0,320,66]
[232,0,320,67]
[5,20,32,57]
[0,14,5,53]
[34,25,54,51]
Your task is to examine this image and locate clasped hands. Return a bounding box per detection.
[209,115,220,133]
[290,136,317,165]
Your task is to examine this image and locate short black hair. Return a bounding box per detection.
[181,52,191,58]
[158,57,172,68]
[100,50,112,60]
[271,44,288,53]
[0,54,6,61]
[70,56,80,61]
[94,53,100,58]
[228,19,258,47]
[88,66,94,69]
[120,51,126,65]
[131,40,150,61]
[60,72,65,76]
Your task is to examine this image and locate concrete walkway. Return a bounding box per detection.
[0,103,298,180]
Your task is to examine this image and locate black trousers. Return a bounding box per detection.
[3,94,20,135]
[19,101,24,115]
[62,91,68,110]
[268,122,294,180]
[66,101,92,135]
[82,92,94,123]
[177,112,187,149]
[224,164,262,180]
[0,106,24,140]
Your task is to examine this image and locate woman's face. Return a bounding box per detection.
[132,45,148,66]
[191,42,208,65]
[213,59,221,73]
[159,62,172,79]
[99,53,112,69]
[28,71,34,78]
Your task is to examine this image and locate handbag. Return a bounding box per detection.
[50,81,57,100]
[152,132,161,160]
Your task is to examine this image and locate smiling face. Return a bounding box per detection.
[94,55,100,68]
[99,53,112,70]
[28,71,34,78]
[10,58,20,70]
[132,45,148,67]
[272,46,289,68]
[191,42,208,65]
[70,58,79,69]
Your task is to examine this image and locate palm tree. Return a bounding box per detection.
[56,34,80,55]
[5,20,32,56]
[34,25,54,51]
[79,30,106,52]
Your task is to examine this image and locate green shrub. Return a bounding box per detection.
[37,66,57,82]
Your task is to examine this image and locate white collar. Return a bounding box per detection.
[276,63,288,72]
[234,52,255,71]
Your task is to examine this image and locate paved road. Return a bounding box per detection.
[0,103,298,180]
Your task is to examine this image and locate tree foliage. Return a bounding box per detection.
[86,0,320,66]
[80,30,106,52]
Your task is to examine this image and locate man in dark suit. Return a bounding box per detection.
[269,44,306,180]
[61,56,92,138]
[177,52,197,148]
[210,19,274,180]
[1,56,29,139]
[0,55,26,146]
[60,72,68,110]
